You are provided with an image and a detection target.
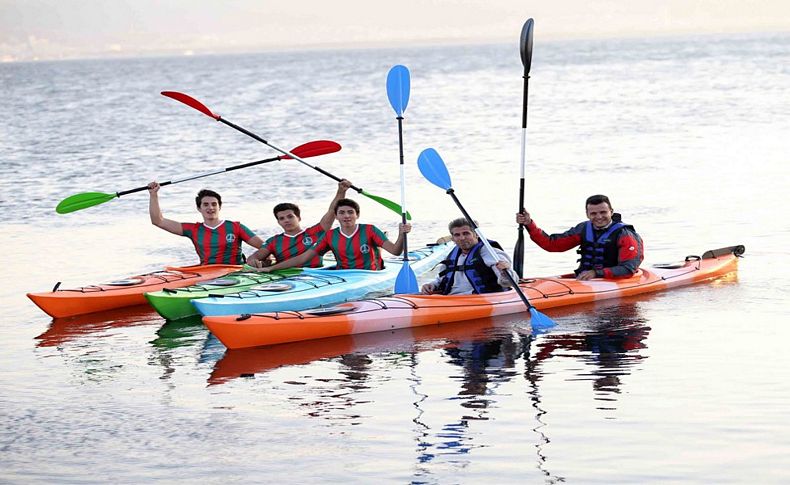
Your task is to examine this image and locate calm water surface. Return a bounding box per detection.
[2,33,789,483]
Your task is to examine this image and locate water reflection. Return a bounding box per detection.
[207,319,497,385]
[412,300,650,483]
[197,299,649,482]
[35,305,159,347]
[535,302,650,405]
[147,316,209,384]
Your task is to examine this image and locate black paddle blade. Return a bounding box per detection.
[520,18,534,72]
[513,228,525,278]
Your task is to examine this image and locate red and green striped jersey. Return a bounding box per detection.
[264,223,325,268]
[311,224,387,270]
[181,220,256,265]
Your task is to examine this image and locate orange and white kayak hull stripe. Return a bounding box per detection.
[203,246,743,349]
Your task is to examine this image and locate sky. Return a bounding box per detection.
[1,0,789,62]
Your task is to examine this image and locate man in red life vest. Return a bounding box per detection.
[148,182,263,265]
[246,180,352,269]
[516,194,643,280]
[257,196,411,272]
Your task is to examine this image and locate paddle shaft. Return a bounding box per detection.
[513,70,530,276]
[445,189,535,311]
[396,115,410,260]
[514,19,534,278]
[116,155,284,197]
[216,117,366,194]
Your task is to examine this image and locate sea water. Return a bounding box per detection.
[1,32,789,482]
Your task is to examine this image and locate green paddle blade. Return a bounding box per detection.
[56,192,118,214]
[361,190,412,220]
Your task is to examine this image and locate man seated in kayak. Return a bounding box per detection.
[256,197,411,272]
[421,218,517,295]
[148,182,263,265]
[246,180,352,269]
[516,194,644,280]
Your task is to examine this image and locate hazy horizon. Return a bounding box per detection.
[2,0,790,62]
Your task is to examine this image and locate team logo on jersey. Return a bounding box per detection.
[360,244,370,254]
[303,236,313,246]
[226,234,236,243]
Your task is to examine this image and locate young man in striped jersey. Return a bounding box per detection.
[246,180,352,269]
[147,182,263,265]
[258,196,411,272]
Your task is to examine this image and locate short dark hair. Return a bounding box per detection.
[273,202,300,219]
[448,217,475,233]
[334,198,360,215]
[196,189,222,208]
[585,194,612,210]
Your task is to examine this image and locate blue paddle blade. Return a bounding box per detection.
[386,65,410,116]
[529,307,556,330]
[394,263,419,294]
[417,148,452,191]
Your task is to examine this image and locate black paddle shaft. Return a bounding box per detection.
[115,155,285,197]
[396,115,410,260]
[217,117,366,194]
[117,182,171,197]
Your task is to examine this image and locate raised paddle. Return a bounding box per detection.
[417,147,555,330]
[161,90,408,218]
[387,65,419,294]
[513,18,534,278]
[55,140,341,214]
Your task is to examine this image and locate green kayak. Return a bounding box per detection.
[145,268,303,320]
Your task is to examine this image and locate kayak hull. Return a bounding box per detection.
[192,241,451,317]
[27,264,241,318]
[204,245,743,349]
[144,268,304,321]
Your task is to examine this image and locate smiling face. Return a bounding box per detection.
[586,201,614,229]
[450,225,479,253]
[197,196,221,224]
[335,205,359,230]
[275,209,301,234]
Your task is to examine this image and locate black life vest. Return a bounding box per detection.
[437,241,504,295]
[576,213,633,273]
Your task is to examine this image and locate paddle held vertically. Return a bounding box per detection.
[386,64,419,294]
[513,18,534,278]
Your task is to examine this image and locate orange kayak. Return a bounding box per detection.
[28,264,241,318]
[203,245,743,349]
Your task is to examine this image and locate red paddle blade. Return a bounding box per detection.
[286,140,342,160]
[161,91,219,120]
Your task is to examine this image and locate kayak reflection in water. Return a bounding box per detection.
[147,182,264,265]
[422,218,517,295]
[516,194,644,281]
[256,194,411,272]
